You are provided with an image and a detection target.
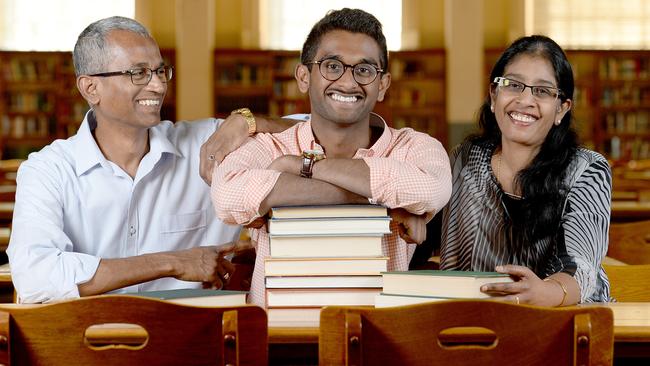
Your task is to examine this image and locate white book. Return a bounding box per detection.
[267,307,321,328]
[270,235,383,258]
[264,257,388,276]
[266,275,382,289]
[266,288,380,307]
[374,293,451,308]
[269,217,391,236]
[271,204,387,219]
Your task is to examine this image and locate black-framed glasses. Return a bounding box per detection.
[306,59,383,85]
[493,76,564,101]
[89,65,174,85]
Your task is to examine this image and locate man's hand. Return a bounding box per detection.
[172,240,254,289]
[389,208,427,244]
[200,114,250,185]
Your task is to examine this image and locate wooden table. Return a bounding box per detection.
[0,229,9,251]
[0,203,13,227]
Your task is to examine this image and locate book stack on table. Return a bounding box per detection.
[265,205,391,326]
[375,270,514,307]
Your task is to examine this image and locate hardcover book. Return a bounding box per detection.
[381,270,514,299]
[269,234,383,258]
[268,217,391,236]
[270,204,387,219]
[264,257,388,276]
[128,288,247,307]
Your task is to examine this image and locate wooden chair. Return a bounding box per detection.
[320,300,614,366]
[603,264,650,302]
[0,295,267,366]
[607,220,650,264]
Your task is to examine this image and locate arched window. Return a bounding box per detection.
[0,0,134,51]
[259,0,402,50]
[528,0,650,49]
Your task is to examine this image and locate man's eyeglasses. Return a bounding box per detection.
[305,59,383,86]
[493,76,564,102]
[89,65,174,85]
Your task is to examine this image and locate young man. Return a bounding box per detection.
[212,8,452,306]
[7,16,290,303]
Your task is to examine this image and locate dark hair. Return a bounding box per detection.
[300,8,388,70]
[473,35,579,243]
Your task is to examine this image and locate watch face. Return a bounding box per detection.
[302,149,325,160]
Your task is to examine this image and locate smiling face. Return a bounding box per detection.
[93,30,166,130]
[490,54,572,150]
[295,30,390,127]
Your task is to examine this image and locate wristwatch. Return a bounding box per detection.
[231,107,256,136]
[300,149,325,178]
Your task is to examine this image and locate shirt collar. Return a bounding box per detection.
[73,110,106,176]
[298,112,393,157]
[73,110,180,177]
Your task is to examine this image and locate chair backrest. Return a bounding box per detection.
[320,300,614,366]
[608,220,650,264]
[1,295,267,366]
[603,264,650,302]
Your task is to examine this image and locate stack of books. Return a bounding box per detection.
[265,205,391,326]
[375,270,514,307]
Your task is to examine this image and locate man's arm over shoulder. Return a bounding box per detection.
[200,114,303,185]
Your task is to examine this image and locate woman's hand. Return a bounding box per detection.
[480,265,568,306]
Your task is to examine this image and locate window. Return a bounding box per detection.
[0,0,134,51]
[527,0,650,49]
[259,0,402,50]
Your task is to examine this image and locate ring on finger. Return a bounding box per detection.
[223,272,231,281]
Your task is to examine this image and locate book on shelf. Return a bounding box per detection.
[266,275,382,289]
[269,217,391,236]
[267,307,322,328]
[269,234,383,258]
[270,204,387,219]
[128,288,247,307]
[374,293,453,308]
[381,270,514,299]
[265,257,388,276]
[266,288,379,307]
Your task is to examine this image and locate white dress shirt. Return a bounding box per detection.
[7,111,240,303]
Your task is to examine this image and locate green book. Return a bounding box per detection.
[129,288,248,307]
[380,270,513,299]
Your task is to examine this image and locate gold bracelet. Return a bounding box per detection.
[543,277,568,307]
[231,107,256,136]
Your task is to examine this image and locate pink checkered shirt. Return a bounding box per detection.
[211,114,452,306]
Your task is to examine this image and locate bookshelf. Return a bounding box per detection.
[213,49,274,116]
[213,49,447,146]
[0,49,177,159]
[0,51,64,159]
[485,49,650,163]
[384,49,447,146]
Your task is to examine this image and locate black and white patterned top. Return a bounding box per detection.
[440,141,611,302]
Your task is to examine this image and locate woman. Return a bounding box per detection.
[440,35,611,305]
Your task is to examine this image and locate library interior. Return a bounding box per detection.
[0,0,649,365]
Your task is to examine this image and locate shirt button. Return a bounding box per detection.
[129,226,136,236]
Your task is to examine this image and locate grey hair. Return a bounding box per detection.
[73,16,153,77]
